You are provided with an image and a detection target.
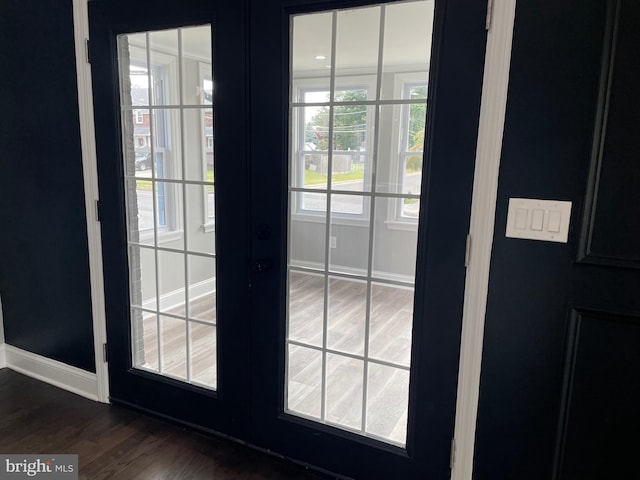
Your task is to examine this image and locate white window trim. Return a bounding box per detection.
[199,61,215,233]
[384,71,428,231]
[291,74,376,225]
[127,43,184,242]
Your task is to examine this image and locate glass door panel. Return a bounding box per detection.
[286,0,433,447]
[118,25,217,390]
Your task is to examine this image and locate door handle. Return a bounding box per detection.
[253,259,273,272]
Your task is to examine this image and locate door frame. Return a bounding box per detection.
[71,0,517,476]
[450,1,516,479]
[72,0,109,404]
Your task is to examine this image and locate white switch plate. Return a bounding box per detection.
[506,198,572,243]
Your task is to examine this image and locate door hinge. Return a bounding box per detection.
[102,343,108,363]
[450,438,456,469]
[465,234,472,268]
[96,200,102,222]
[85,38,91,64]
[486,0,494,30]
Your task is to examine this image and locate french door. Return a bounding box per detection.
[90,0,487,478]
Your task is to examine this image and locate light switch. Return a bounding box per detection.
[515,208,528,230]
[548,211,561,233]
[531,209,544,231]
[505,198,572,243]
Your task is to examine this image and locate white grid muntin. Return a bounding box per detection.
[285,1,432,448]
[117,25,217,390]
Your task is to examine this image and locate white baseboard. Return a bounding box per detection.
[0,344,6,369]
[143,278,216,312]
[4,345,99,402]
[290,260,415,285]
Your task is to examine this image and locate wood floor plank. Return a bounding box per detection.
[134,271,413,445]
[0,370,329,480]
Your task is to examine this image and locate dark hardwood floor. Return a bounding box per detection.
[0,369,331,480]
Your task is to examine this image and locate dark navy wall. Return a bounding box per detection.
[474,1,640,478]
[0,0,95,372]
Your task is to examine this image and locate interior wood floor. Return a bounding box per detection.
[139,271,414,445]
[0,369,329,480]
[287,272,413,445]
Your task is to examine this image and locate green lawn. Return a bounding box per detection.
[304,164,365,186]
[136,179,152,191]
[136,168,215,192]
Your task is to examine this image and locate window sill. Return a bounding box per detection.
[291,212,370,227]
[202,222,215,233]
[139,229,184,245]
[384,220,418,231]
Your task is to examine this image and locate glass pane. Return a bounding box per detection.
[408,83,428,102]
[186,184,215,256]
[291,12,333,100]
[335,7,380,100]
[402,196,421,219]
[188,255,216,324]
[326,354,363,430]
[327,277,366,355]
[152,109,182,180]
[129,245,157,310]
[183,108,213,182]
[404,99,426,195]
[330,193,364,216]
[118,33,149,107]
[330,104,373,192]
[373,104,399,194]
[121,107,153,182]
[404,154,424,196]
[380,1,434,100]
[131,308,158,372]
[189,322,216,388]
[291,106,327,190]
[329,195,370,274]
[124,178,154,244]
[287,345,322,419]
[286,2,432,445]
[366,363,410,445]
[121,26,216,391]
[206,184,215,224]
[155,181,184,250]
[288,271,324,347]
[289,192,326,268]
[181,26,212,105]
[369,283,413,367]
[160,315,187,380]
[149,29,180,106]
[375,104,425,195]
[300,191,327,214]
[157,250,185,316]
[373,197,418,281]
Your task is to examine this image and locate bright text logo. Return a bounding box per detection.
[0,455,77,480]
